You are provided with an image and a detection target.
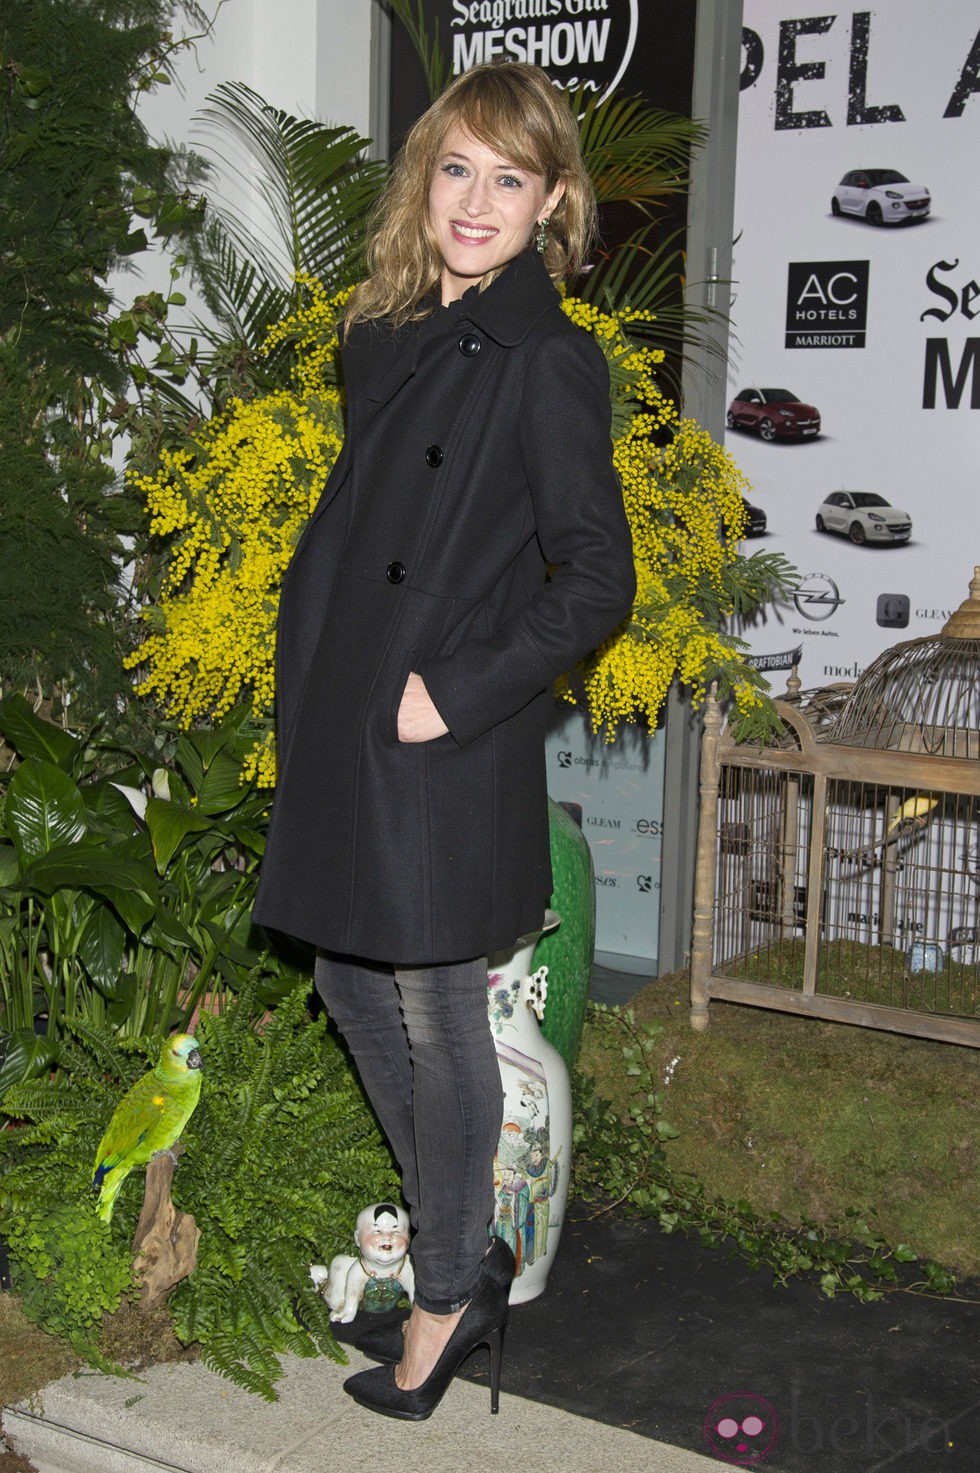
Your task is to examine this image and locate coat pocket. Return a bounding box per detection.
[388,648,419,746]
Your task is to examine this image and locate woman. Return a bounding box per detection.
[253,61,635,1420]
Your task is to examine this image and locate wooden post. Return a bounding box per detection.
[690,686,722,1031]
[780,778,800,937]
[801,772,827,997]
[132,1146,200,1313]
[880,792,900,948]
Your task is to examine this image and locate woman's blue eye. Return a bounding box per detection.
[439,162,524,187]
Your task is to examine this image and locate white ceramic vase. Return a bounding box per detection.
[487,910,573,1305]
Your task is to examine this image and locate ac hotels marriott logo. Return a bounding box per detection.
[786,260,869,348]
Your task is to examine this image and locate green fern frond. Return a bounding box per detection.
[2,982,397,1395]
[201,1335,280,1401]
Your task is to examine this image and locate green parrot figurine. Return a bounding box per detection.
[92,1032,203,1222]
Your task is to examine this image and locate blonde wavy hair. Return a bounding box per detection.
[346,62,596,330]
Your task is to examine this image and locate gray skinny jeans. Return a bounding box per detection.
[314,952,502,1314]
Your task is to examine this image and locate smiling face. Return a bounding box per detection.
[428,125,565,305]
[354,1204,410,1267]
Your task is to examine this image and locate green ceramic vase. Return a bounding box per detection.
[535,798,596,1068]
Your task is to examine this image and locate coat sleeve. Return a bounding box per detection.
[417,324,635,747]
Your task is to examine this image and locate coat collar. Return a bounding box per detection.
[458,248,560,346]
[351,251,560,408]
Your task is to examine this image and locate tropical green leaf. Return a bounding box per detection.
[0,843,20,888]
[582,223,727,394]
[6,758,88,860]
[94,885,156,937]
[195,749,249,815]
[574,89,704,211]
[180,705,250,771]
[174,732,205,793]
[20,843,157,902]
[0,694,82,769]
[227,823,266,857]
[183,225,299,384]
[106,972,144,1023]
[586,223,687,313]
[77,906,127,994]
[201,899,260,965]
[144,797,213,873]
[196,863,247,905]
[0,1030,59,1095]
[84,780,143,835]
[143,910,198,957]
[386,0,451,100]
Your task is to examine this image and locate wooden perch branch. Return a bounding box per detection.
[132,1144,200,1313]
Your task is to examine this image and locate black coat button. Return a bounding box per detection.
[425,445,444,467]
[458,333,482,357]
[386,561,406,584]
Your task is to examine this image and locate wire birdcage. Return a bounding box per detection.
[690,569,980,1048]
[823,566,980,759]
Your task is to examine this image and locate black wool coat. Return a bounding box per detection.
[252,250,635,964]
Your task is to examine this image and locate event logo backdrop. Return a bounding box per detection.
[389,2,696,153]
[728,3,980,683]
[445,0,638,98]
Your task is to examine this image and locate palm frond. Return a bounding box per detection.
[580,223,723,397]
[585,223,686,310]
[386,0,452,102]
[185,83,386,357]
[189,219,294,363]
[574,88,706,212]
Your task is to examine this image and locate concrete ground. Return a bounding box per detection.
[5,1346,722,1473]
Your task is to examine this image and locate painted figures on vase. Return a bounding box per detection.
[488,964,564,1284]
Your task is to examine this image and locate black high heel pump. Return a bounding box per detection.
[355,1236,515,1366]
[344,1268,509,1420]
[352,1315,405,1366]
[482,1234,517,1289]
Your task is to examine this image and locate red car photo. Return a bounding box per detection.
[727,388,821,442]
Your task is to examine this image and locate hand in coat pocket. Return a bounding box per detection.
[397,672,449,743]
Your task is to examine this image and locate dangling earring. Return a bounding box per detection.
[535,217,550,254]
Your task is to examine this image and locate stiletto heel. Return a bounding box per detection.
[343,1270,508,1420]
[487,1324,503,1414]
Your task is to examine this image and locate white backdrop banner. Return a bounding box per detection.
[544,708,665,969]
[727,2,980,681]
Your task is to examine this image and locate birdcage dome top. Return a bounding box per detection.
[820,566,980,757]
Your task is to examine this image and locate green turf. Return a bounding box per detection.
[579,972,980,1278]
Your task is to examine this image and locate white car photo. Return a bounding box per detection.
[815,492,912,545]
[831,169,930,225]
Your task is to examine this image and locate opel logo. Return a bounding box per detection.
[793,573,843,622]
